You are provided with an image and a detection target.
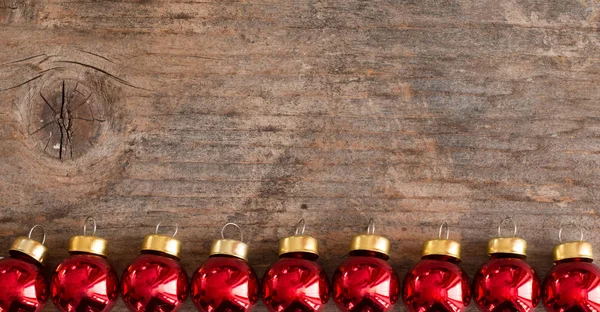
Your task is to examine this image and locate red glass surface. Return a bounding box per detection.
[191,255,259,312]
[542,258,600,312]
[121,253,188,312]
[332,250,400,312]
[262,252,330,312]
[473,254,541,312]
[50,253,119,312]
[0,254,48,312]
[403,255,470,312]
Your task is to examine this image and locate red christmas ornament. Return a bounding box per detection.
[0,225,49,312]
[473,218,541,312]
[332,219,400,312]
[121,221,189,312]
[543,225,600,312]
[50,218,119,312]
[191,223,259,312]
[403,222,470,312]
[262,219,330,312]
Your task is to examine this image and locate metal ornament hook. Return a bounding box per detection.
[221,222,244,242]
[558,222,584,243]
[83,216,97,236]
[438,221,449,240]
[156,219,179,237]
[28,225,46,245]
[295,219,306,236]
[497,217,517,237]
[367,218,375,235]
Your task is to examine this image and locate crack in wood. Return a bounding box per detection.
[29,79,105,160]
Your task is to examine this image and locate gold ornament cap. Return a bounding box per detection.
[142,234,182,259]
[69,235,108,256]
[211,239,248,260]
[142,220,182,259]
[553,241,593,262]
[210,223,248,260]
[422,239,462,259]
[421,222,461,260]
[350,235,390,255]
[488,237,527,256]
[69,217,108,257]
[9,225,48,264]
[349,219,390,256]
[279,219,319,256]
[488,218,527,256]
[279,235,319,256]
[553,223,593,262]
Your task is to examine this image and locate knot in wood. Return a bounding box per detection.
[29,79,105,160]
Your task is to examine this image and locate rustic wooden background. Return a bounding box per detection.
[2,0,600,311]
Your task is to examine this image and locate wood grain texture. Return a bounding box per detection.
[2,0,600,311]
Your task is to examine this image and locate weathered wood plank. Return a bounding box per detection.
[2,0,600,311]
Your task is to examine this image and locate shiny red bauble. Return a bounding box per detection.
[121,253,189,312]
[332,250,400,311]
[0,254,48,312]
[473,254,541,312]
[191,255,259,312]
[543,258,600,312]
[403,255,471,312]
[262,252,330,312]
[50,254,119,312]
